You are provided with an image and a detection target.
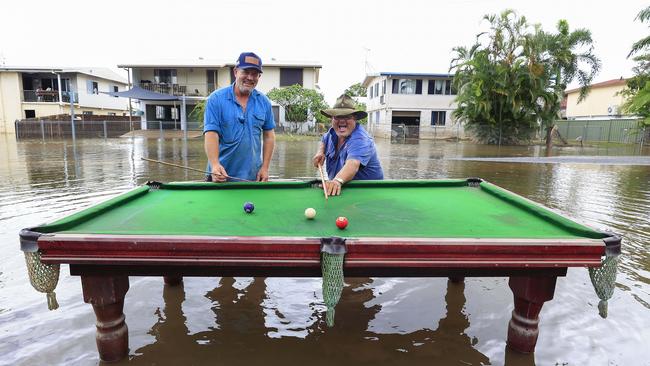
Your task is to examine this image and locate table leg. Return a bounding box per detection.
[80,275,130,362]
[164,276,183,286]
[506,276,557,353]
[449,276,465,283]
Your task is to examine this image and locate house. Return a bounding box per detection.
[362,72,461,140]
[0,67,129,134]
[565,78,632,120]
[117,58,322,131]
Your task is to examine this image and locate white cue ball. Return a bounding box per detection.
[304,208,316,219]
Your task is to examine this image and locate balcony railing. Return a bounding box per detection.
[23,90,78,103]
[138,83,213,97]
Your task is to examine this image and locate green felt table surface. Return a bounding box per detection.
[36,180,606,240]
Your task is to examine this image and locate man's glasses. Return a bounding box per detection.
[239,69,261,79]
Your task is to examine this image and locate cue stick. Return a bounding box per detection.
[141,157,252,182]
[317,163,328,200]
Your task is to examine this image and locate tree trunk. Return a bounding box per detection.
[545,126,553,151]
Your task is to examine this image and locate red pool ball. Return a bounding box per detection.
[335,216,348,230]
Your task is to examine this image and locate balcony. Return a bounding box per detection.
[139,82,210,97]
[23,90,79,103]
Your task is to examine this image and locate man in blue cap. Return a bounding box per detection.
[204,52,276,182]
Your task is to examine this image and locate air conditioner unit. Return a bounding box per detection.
[607,105,620,115]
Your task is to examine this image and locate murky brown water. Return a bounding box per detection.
[1,134,648,366]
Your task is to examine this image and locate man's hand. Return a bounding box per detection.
[324,179,342,196]
[256,167,270,182]
[210,163,229,183]
[312,152,325,168]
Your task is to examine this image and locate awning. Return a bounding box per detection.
[102,86,181,101]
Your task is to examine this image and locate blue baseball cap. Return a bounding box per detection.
[235,52,263,73]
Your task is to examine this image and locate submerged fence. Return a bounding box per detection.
[553,119,647,145]
[15,119,140,139]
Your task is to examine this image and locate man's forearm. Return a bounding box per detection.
[261,130,275,169]
[335,159,361,183]
[204,131,220,168]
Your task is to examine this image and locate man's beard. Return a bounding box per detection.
[236,82,253,95]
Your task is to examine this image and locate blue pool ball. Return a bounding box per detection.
[243,202,255,213]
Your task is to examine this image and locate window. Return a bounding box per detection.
[86,80,99,94]
[61,78,71,92]
[154,69,177,84]
[427,80,435,94]
[369,85,373,99]
[280,68,303,86]
[82,111,93,116]
[156,106,165,119]
[392,79,418,94]
[431,111,446,126]
[374,82,379,97]
[434,80,444,95]
[207,69,218,93]
[113,86,119,98]
[382,80,386,94]
[107,112,116,116]
[369,112,373,123]
[171,106,179,120]
[428,79,452,95]
[375,111,380,124]
[25,110,36,118]
[415,80,422,94]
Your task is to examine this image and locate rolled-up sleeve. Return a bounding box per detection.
[346,136,373,166]
[203,96,221,135]
[263,100,275,130]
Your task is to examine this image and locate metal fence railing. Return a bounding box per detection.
[145,120,202,131]
[554,119,647,145]
[22,90,79,103]
[15,119,139,139]
[137,83,217,97]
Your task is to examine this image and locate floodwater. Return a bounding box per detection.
[0,134,648,366]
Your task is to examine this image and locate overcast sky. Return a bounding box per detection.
[1,0,647,104]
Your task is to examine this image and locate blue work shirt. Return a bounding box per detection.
[203,84,275,181]
[321,124,384,180]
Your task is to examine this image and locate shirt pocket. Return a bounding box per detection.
[252,113,265,133]
[219,110,245,144]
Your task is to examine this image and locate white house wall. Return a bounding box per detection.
[75,74,128,110]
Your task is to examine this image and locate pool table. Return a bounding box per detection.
[20,178,620,361]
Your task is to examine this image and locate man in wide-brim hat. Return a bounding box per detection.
[313,94,384,196]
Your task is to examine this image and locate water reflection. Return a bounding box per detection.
[120,277,497,366]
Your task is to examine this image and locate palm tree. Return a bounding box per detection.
[620,6,650,129]
[450,9,600,146]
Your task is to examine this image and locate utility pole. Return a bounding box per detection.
[70,91,76,141]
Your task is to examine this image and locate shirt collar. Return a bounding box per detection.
[325,124,361,157]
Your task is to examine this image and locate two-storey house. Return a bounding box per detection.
[118,59,321,130]
[565,78,633,120]
[362,72,462,140]
[0,67,129,134]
